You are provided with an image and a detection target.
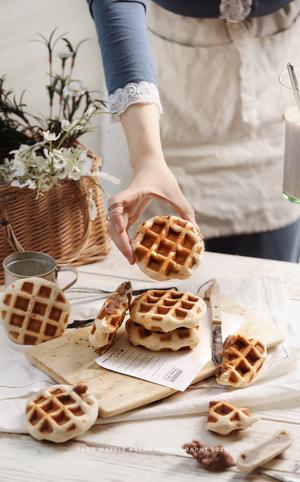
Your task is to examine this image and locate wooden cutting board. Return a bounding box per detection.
[26,297,283,418]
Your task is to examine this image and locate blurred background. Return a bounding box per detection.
[0,0,131,199]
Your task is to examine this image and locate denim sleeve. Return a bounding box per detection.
[88,0,158,94]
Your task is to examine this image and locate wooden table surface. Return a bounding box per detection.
[1,246,300,482]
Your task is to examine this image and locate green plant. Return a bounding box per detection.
[0,28,107,162]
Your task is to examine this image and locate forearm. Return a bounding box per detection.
[89,0,156,94]
[120,103,166,174]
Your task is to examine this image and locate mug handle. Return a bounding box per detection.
[57,266,78,291]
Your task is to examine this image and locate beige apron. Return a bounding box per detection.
[146,0,300,238]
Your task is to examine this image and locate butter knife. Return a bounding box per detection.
[205,280,223,366]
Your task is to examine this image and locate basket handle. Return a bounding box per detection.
[0,207,25,254]
[56,181,93,264]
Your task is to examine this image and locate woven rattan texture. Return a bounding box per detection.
[0,149,110,283]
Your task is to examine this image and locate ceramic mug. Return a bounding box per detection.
[3,252,78,290]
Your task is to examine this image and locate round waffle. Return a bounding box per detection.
[132,215,204,281]
[216,335,267,388]
[206,400,259,435]
[89,281,132,354]
[0,277,70,345]
[130,289,206,332]
[126,319,201,351]
[25,384,98,443]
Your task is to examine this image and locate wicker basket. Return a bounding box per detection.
[0,148,110,284]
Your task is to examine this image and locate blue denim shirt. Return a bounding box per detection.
[89,0,293,94]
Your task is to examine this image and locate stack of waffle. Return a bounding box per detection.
[126,289,206,352]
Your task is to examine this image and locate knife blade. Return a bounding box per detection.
[206,280,223,366]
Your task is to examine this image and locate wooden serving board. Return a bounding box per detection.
[26,298,283,418]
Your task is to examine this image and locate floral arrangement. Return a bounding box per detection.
[0,29,118,198]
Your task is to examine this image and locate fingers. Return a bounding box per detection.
[108,198,135,264]
[128,198,150,226]
[173,198,200,232]
[108,220,135,264]
[145,189,200,234]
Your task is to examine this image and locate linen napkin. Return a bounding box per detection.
[0,274,299,434]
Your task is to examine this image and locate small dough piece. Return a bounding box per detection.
[126,319,201,351]
[132,215,204,281]
[206,400,260,435]
[25,384,98,443]
[0,276,70,345]
[236,430,293,473]
[89,281,132,354]
[130,289,206,332]
[216,335,267,388]
[183,440,234,472]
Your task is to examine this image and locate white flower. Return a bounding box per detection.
[78,150,92,175]
[61,119,71,131]
[63,81,86,98]
[12,159,25,176]
[43,131,60,142]
[60,118,82,133]
[23,179,37,189]
[11,178,36,189]
[10,179,22,187]
[85,105,96,118]
[10,144,29,156]
[87,188,98,220]
[94,171,120,184]
[57,52,73,60]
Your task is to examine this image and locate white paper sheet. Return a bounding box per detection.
[95,311,243,391]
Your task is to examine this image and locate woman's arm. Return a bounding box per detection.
[89,0,157,95]
[109,105,197,263]
[89,0,197,263]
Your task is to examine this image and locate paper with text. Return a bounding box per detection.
[95,311,243,391]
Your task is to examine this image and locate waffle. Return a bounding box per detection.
[132,215,204,281]
[89,281,132,354]
[206,400,260,435]
[130,289,206,332]
[25,384,98,443]
[0,277,70,345]
[216,335,267,388]
[126,319,201,351]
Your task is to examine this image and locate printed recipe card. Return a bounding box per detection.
[95,311,243,391]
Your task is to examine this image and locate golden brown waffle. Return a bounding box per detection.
[132,215,204,281]
[130,289,206,332]
[0,277,70,345]
[89,281,132,354]
[25,384,98,443]
[126,319,201,351]
[216,335,267,388]
[206,400,259,435]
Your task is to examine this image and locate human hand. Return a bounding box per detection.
[107,163,198,264]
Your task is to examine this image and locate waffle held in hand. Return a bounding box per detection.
[89,281,132,354]
[216,335,267,388]
[132,215,204,281]
[0,277,70,345]
[130,289,206,332]
[25,384,98,443]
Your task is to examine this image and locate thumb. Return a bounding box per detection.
[167,194,200,233]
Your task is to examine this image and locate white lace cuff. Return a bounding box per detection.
[220,0,253,22]
[108,81,163,122]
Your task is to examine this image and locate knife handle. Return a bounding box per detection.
[209,283,222,325]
